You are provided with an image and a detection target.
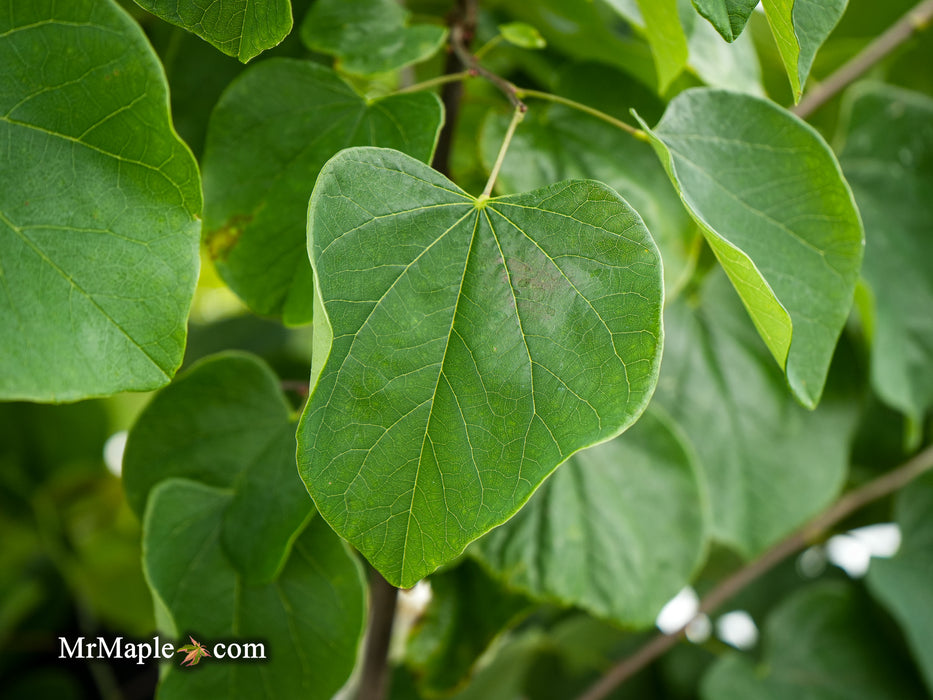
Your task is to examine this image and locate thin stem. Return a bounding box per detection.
[394,70,472,95]
[451,23,525,110]
[357,569,399,700]
[793,0,933,118]
[481,104,526,199]
[515,88,649,141]
[473,34,503,60]
[577,442,933,700]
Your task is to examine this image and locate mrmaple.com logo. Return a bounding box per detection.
[59,635,266,666]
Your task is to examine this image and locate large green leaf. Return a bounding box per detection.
[701,583,928,699]
[0,0,201,402]
[472,409,707,628]
[691,0,759,41]
[481,105,697,296]
[634,0,689,93]
[762,0,847,101]
[656,271,858,556]
[300,0,447,76]
[866,473,933,695]
[202,59,442,324]
[298,147,664,587]
[638,88,863,408]
[124,353,311,583]
[837,85,933,424]
[143,480,365,700]
[133,0,291,63]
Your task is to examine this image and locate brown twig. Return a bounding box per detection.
[431,0,478,176]
[793,0,933,118]
[450,23,526,111]
[577,442,933,700]
[357,569,400,700]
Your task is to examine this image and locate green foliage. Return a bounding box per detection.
[867,474,933,695]
[702,583,928,699]
[3,0,933,698]
[837,84,933,426]
[133,0,292,62]
[691,0,759,41]
[201,59,443,323]
[144,480,365,699]
[123,353,312,583]
[0,0,201,401]
[298,147,663,586]
[301,0,447,76]
[472,409,707,627]
[639,88,863,407]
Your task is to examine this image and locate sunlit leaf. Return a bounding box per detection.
[762,0,847,101]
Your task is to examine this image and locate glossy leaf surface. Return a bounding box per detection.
[298,147,663,587]
[0,0,201,401]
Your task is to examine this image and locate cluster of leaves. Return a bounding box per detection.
[1,0,932,698]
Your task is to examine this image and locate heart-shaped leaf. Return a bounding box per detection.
[124,353,311,583]
[297,147,664,587]
[202,59,443,324]
[144,479,365,700]
[0,0,201,401]
[472,408,708,628]
[133,0,292,62]
[638,88,863,408]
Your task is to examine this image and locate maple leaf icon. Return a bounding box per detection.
[176,635,211,667]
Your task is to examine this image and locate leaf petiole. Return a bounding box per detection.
[514,88,649,142]
[480,104,526,199]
